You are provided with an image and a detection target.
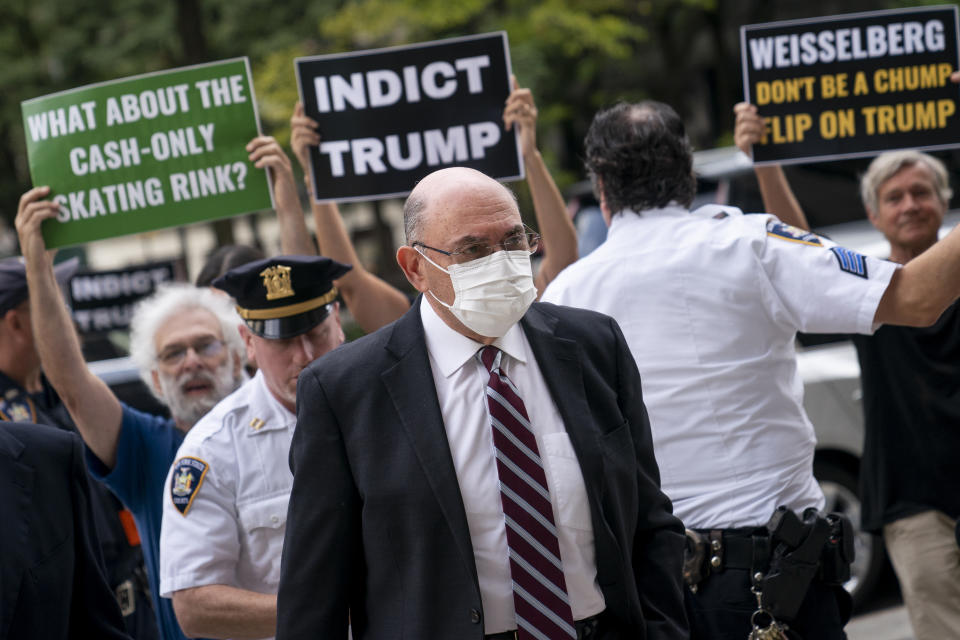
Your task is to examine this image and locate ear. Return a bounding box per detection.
[5,308,22,333]
[5,307,32,345]
[232,349,244,379]
[865,206,881,229]
[595,177,613,226]
[150,369,163,395]
[396,245,430,293]
[324,301,346,344]
[238,323,257,364]
[331,302,346,344]
[331,301,344,327]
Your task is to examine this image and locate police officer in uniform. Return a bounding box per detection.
[543,101,960,639]
[159,255,350,640]
[0,257,158,640]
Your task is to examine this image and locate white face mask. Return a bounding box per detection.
[418,248,537,338]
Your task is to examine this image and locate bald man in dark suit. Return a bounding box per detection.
[278,168,687,640]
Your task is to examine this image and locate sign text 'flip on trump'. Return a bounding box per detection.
[741,6,960,165]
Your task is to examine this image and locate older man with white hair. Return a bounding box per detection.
[129,284,248,429]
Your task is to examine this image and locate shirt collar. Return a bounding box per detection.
[247,369,295,433]
[608,204,689,234]
[420,298,527,378]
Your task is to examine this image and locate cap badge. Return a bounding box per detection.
[260,265,295,300]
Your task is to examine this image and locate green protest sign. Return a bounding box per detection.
[21,57,272,248]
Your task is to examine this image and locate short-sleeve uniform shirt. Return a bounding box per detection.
[542,205,897,529]
[159,370,294,620]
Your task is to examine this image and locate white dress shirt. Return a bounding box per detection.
[420,300,605,634]
[160,370,294,640]
[543,205,897,529]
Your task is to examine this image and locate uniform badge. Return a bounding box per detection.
[830,246,868,278]
[170,456,209,516]
[0,391,37,423]
[260,265,295,300]
[766,221,822,247]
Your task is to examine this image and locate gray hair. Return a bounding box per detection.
[860,150,952,213]
[128,283,245,392]
[403,192,427,244]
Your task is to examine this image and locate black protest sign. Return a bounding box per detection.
[296,32,522,202]
[69,261,177,332]
[740,6,960,165]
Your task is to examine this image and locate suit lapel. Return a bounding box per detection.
[379,299,480,590]
[521,305,607,506]
[0,428,34,637]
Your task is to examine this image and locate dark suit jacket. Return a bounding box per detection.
[278,299,688,640]
[0,422,130,640]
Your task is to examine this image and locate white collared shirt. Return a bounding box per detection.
[420,301,605,634]
[543,205,897,529]
[159,369,295,638]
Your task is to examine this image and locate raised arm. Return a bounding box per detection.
[248,135,317,257]
[734,102,811,231]
[16,187,123,468]
[504,77,578,294]
[290,102,410,332]
[874,222,960,327]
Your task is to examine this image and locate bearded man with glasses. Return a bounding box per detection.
[130,286,248,431]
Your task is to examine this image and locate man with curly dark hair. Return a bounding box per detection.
[543,99,960,639]
[582,101,695,215]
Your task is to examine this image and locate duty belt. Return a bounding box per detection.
[684,507,854,623]
[683,527,770,590]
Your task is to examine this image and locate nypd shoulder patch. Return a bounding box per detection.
[830,246,869,278]
[766,221,823,247]
[170,456,209,516]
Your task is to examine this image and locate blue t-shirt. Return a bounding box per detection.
[86,405,186,640]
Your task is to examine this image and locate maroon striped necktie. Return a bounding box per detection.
[479,346,576,640]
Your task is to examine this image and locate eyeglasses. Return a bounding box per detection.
[158,338,225,366]
[413,229,541,265]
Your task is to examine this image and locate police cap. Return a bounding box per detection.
[0,257,79,316]
[211,255,351,339]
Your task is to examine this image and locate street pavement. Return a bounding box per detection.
[847,605,913,640]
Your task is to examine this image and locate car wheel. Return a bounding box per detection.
[813,459,886,610]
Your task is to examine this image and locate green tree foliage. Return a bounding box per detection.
[0,1,179,226]
[0,0,915,240]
